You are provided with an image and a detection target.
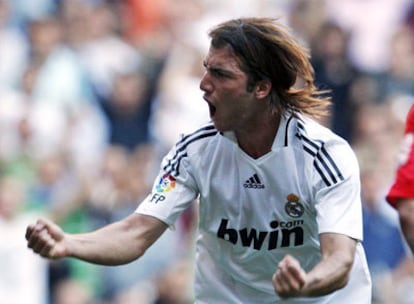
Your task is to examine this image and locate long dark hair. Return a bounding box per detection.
[208,17,331,118]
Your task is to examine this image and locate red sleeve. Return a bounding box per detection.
[386,104,414,207]
[405,104,414,133]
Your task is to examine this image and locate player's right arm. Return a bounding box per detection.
[25,213,168,265]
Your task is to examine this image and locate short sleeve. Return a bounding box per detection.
[135,145,198,227]
[314,141,363,240]
[386,133,414,207]
[386,105,414,206]
[405,104,414,133]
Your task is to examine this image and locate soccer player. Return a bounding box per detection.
[386,104,414,253]
[26,18,372,303]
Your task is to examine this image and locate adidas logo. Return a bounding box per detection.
[243,173,265,189]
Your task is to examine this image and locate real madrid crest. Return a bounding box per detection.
[285,193,304,218]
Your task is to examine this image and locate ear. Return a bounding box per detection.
[254,80,272,100]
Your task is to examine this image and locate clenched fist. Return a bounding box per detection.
[25,218,69,259]
[272,254,307,298]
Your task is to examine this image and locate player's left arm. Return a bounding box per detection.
[273,232,356,297]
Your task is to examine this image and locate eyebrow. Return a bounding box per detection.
[203,60,233,77]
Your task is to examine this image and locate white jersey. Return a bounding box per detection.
[136,114,372,303]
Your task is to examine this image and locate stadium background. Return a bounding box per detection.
[1,0,414,303]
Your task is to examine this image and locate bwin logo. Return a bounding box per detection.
[217,218,304,250]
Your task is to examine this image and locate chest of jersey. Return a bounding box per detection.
[195,143,318,252]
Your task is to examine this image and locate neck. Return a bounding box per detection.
[235,113,280,159]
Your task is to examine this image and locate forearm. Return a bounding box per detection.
[66,219,147,265]
[273,234,356,298]
[26,213,167,266]
[397,199,414,253]
[300,251,352,296]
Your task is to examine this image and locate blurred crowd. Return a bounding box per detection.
[0,0,414,303]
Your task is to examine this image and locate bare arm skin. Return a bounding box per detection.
[396,198,414,253]
[25,213,168,265]
[272,233,356,298]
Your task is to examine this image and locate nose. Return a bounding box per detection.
[199,72,213,93]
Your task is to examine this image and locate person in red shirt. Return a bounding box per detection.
[386,104,414,252]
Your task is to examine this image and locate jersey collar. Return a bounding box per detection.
[221,113,294,150]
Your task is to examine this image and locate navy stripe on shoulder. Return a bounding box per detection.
[296,121,344,187]
[163,123,218,176]
[284,115,294,147]
[175,123,216,147]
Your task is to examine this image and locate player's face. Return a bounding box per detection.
[200,45,260,132]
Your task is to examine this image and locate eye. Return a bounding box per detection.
[211,69,226,78]
[203,62,231,79]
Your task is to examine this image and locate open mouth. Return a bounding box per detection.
[208,103,216,118]
[204,98,216,118]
